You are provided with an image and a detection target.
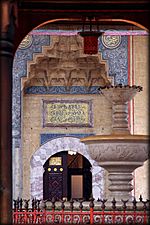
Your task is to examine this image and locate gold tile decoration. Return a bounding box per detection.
[43,100,93,127]
[60,168,63,172]
[49,157,62,165]
[54,168,57,172]
[48,168,51,172]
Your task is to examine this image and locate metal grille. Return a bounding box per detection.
[13,196,150,224]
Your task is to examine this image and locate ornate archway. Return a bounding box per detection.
[30,136,105,200]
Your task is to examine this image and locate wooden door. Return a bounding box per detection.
[83,167,92,200]
[43,151,92,201]
[43,152,67,200]
[67,154,92,200]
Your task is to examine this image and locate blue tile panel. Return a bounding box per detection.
[24,86,101,94]
[99,36,128,85]
[40,133,94,145]
[12,35,50,139]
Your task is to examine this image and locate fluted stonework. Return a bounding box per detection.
[101,85,143,135]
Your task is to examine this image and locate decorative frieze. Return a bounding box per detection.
[24,86,100,95]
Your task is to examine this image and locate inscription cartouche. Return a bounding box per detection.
[43,100,92,127]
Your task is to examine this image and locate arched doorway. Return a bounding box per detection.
[30,137,104,200]
[43,151,92,201]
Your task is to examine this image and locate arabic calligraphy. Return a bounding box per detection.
[43,100,92,127]
[49,157,62,165]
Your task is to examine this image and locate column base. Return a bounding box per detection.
[99,161,144,202]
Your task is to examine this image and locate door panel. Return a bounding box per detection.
[83,168,92,200]
[43,152,67,200]
[48,173,63,200]
[68,168,92,200]
[71,175,83,199]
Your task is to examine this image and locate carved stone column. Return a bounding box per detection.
[100,85,142,135]
[81,85,149,201]
[0,1,18,224]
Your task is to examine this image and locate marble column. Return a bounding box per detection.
[0,1,18,223]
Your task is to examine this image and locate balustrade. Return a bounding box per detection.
[13,196,150,224]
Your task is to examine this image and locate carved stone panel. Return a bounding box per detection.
[86,142,148,162]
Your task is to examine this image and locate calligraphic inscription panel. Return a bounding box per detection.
[49,157,62,166]
[43,100,93,127]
